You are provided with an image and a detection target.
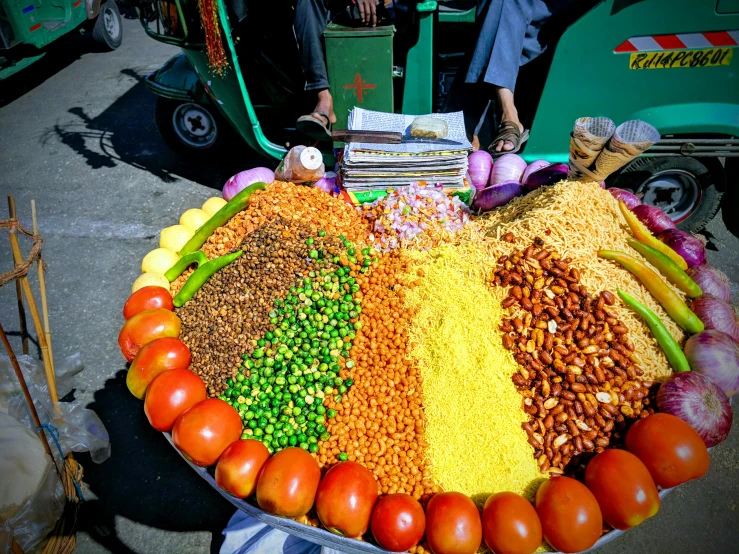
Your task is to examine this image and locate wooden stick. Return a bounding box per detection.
[31,200,54,372]
[0,321,53,457]
[8,197,30,355]
[6,196,58,403]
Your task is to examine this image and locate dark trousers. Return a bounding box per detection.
[294,0,387,92]
[294,0,333,91]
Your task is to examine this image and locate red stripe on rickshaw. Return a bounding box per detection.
[653,35,686,50]
[29,23,41,31]
[614,40,638,53]
[703,31,737,47]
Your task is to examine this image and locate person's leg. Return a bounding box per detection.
[294,0,336,137]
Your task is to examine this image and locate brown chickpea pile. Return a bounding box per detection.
[493,237,657,476]
[317,252,439,507]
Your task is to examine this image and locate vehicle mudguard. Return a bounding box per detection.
[628,103,739,139]
[144,53,208,103]
[87,0,102,19]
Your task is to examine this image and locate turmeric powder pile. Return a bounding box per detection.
[403,243,543,504]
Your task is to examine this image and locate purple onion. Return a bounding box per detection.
[474,180,525,211]
[489,154,527,185]
[222,167,275,201]
[632,204,676,234]
[687,265,731,302]
[523,163,569,191]
[690,294,739,341]
[468,150,494,190]
[314,172,337,195]
[657,372,733,447]
[684,330,739,397]
[608,188,641,209]
[521,160,550,184]
[658,228,706,268]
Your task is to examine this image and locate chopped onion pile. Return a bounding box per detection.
[363,183,470,251]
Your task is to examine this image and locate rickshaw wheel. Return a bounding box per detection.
[92,1,123,51]
[610,157,724,234]
[155,98,223,154]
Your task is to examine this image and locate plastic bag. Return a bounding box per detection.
[1,353,110,464]
[275,146,325,184]
[0,352,83,409]
[0,413,65,554]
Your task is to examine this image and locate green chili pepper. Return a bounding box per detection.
[173,250,243,307]
[179,182,267,256]
[164,251,208,282]
[626,238,702,298]
[598,250,704,334]
[617,289,691,372]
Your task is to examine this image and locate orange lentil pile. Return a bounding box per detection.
[171,182,370,294]
[204,182,370,258]
[318,252,440,504]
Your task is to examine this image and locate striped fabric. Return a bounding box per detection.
[615,30,739,53]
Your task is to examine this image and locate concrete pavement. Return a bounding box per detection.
[1,14,738,554]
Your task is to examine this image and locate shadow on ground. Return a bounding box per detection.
[40,69,261,189]
[77,370,232,554]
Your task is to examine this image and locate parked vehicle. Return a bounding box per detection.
[0,0,123,81]
[138,0,738,232]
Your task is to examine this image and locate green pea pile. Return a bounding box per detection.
[218,232,377,454]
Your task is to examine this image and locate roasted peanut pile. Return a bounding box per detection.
[318,252,439,504]
[202,182,370,259]
[177,219,347,396]
[493,238,656,475]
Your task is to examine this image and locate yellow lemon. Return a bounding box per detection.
[179,208,210,231]
[201,197,227,216]
[159,225,194,253]
[141,248,179,274]
[132,272,170,293]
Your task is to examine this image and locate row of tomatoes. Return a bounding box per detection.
[117,286,712,554]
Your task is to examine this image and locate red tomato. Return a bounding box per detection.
[215,440,271,498]
[370,494,425,552]
[256,447,321,518]
[172,398,242,466]
[425,492,482,554]
[535,476,602,553]
[315,461,378,538]
[127,337,191,399]
[481,492,542,554]
[123,286,174,320]
[585,449,660,530]
[144,368,206,432]
[118,308,181,362]
[625,412,709,489]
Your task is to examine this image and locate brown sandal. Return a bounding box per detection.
[489,120,529,156]
[296,112,333,141]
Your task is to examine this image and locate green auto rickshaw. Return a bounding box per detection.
[0,0,123,81]
[137,0,738,232]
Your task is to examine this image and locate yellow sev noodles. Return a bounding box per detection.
[465,181,684,380]
[403,243,543,505]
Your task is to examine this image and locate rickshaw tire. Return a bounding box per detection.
[155,98,227,157]
[615,156,724,234]
[92,1,123,51]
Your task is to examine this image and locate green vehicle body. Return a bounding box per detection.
[0,0,106,80]
[142,0,738,164]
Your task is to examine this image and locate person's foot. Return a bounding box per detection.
[314,89,337,125]
[493,118,524,152]
[296,90,338,140]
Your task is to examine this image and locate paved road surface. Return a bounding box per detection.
[1,14,738,554]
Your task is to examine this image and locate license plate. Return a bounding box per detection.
[629,47,733,70]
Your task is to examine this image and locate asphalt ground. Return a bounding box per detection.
[1,14,738,554]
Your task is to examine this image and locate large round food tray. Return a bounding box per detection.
[165,434,675,554]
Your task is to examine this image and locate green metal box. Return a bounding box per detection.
[324,24,394,130]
